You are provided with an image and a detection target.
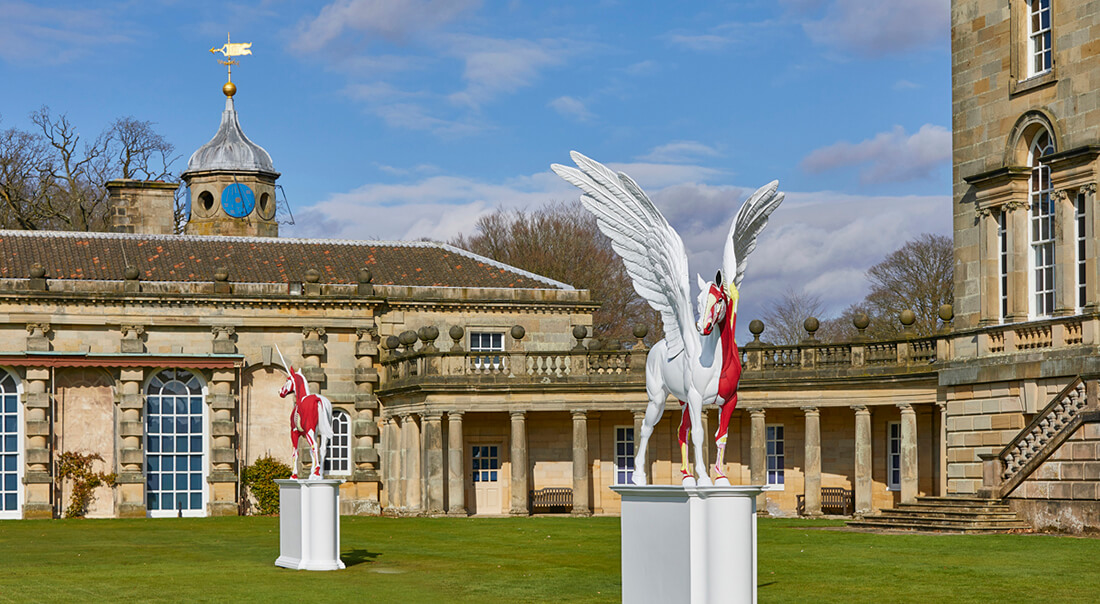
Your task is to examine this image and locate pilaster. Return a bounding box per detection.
[116,367,146,518]
[208,368,238,516]
[22,367,51,519]
[351,325,381,514]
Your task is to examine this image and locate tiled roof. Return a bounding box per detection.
[0,230,572,290]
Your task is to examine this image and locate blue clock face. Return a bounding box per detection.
[221,183,255,218]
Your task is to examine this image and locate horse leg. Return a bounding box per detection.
[305,431,320,479]
[676,402,693,485]
[632,375,668,485]
[290,431,300,480]
[688,392,711,486]
[713,395,737,486]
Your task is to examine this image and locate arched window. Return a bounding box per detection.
[145,369,206,517]
[0,370,22,519]
[324,409,351,476]
[1029,130,1056,317]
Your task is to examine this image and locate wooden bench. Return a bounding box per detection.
[797,487,854,516]
[529,487,573,513]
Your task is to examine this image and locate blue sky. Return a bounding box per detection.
[0,0,952,336]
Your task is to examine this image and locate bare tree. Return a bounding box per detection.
[451,201,661,344]
[759,288,826,345]
[860,233,954,338]
[0,108,179,232]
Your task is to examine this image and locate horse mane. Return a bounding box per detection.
[290,368,310,397]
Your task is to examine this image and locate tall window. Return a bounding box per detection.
[145,369,206,517]
[324,409,351,476]
[471,445,499,483]
[888,422,901,490]
[615,426,635,485]
[1029,130,1056,317]
[1028,0,1052,77]
[470,332,504,369]
[1077,192,1087,310]
[999,209,1008,320]
[766,425,784,488]
[0,371,21,519]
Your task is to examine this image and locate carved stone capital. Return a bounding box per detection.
[1003,200,1028,212]
[1083,183,1098,195]
[356,326,379,340]
[120,324,145,338]
[976,206,993,219]
[302,326,326,339]
[25,323,50,337]
[1054,189,1071,202]
[211,325,236,340]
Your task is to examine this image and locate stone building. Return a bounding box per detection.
[5,1,1100,529]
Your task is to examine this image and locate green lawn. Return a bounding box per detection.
[0,516,1097,603]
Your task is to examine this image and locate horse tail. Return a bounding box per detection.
[317,395,334,439]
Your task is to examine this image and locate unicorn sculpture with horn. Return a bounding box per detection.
[274,345,334,480]
[553,152,783,486]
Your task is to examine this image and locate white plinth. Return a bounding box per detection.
[274,479,346,571]
[611,485,765,604]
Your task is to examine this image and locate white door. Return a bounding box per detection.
[471,444,502,515]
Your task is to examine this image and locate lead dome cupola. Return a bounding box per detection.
[183,95,276,176]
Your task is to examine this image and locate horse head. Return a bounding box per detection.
[278,370,297,399]
[696,270,729,336]
[274,344,308,399]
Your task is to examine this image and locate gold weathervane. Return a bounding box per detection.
[210,33,252,97]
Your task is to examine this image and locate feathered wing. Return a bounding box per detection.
[551,151,695,359]
[724,180,784,289]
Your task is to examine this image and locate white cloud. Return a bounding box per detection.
[0,1,129,64]
[446,36,569,109]
[800,124,951,184]
[291,0,480,52]
[638,141,722,164]
[548,96,593,121]
[663,33,733,52]
[798,0,949,56]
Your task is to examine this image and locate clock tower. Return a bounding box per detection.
[181,81,280,237]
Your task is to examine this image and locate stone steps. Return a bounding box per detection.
[846,496,1030,533]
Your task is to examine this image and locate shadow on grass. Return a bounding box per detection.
[341,548,381,567]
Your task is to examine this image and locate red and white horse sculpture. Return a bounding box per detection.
[275,345,334,480]
[554,152,782,486]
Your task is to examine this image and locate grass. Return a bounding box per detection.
[1,516,1098,602]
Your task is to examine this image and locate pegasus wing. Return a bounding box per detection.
[724,180,784,289]
[552,151,694,358]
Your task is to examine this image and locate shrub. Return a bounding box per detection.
[242,454,293,515]
[55,451,117,518]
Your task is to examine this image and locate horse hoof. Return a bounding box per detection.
[681,476,697,487]
[715,477,731,486]
[631,472,648,486]
[697,475,713,487]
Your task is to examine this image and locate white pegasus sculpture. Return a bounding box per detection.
[552,152,783,486]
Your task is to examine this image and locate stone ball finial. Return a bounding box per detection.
[304,268,321,283]
[853,313,870,330]
[30,263,46,279]
[633,325,649,339]
[804,317,820,335]
[398,330,418,347]
[384,335,401,350]
[213,267,229,282]
[124,266,140,280]
[572,325,588,340]
[510,325,526,340]
[358,268,373,283]
[749,319,764,336]
[418,326,439,342]
[449,325,465,342]
[900,309,917,326]
[938,304,954,322]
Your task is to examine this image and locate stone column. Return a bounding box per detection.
[749,409,766,511]
[403,413,422,513]
[802,406,821,516]
[509,410,529,516]
[447,411,466,515]
[352,326,381,514]
[936,402,947,496]
[978,208,1001,324]
[422,411,445,515]
[572,410,591,516]
[208,368,238,516]
[116,368,145,518]
[1055,189,1078,316]
[388,416,404,512]
[852,405,872,516]
[1005,201,1029,322]
[898,403,918,504]
[22,367,51,518]
[632,409,648,482]
[301,327,326,394]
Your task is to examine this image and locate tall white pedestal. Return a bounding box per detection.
[611,485,765,604]
[274,479,346,571]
